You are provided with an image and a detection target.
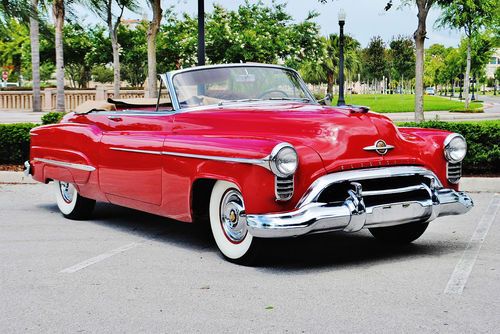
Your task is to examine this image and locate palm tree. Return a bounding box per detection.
[30,0,41,112]
[146,0,161,98]
[300,34,361,96]
[88,0,136,98]
[52,0,65,111]
[0,0,42,112]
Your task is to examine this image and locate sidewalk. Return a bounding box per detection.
[0,110,48,124]
[386,110,500,122]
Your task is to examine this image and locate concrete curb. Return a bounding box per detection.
[1,171,498,192]
[0,171,38,184]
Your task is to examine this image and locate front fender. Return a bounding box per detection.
[159,136,326,221]
[398,127,457,189]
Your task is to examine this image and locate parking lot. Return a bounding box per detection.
[1,183,499,333]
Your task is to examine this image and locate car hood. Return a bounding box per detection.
[173,102,426,172]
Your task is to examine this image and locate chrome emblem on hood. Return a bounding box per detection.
[363,140,394,155]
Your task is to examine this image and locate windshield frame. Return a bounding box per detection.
[163,63,317,111]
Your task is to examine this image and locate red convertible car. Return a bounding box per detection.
[26,63,473,264]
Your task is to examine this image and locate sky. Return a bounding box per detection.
[76,0,464,48]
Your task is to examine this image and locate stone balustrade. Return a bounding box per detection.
[0,86,154,111]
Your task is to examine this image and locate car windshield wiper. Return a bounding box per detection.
[218,98,263,106]
[265,97,312,103]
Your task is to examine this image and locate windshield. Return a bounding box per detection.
[172,66,313,109]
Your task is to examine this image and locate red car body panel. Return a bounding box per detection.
[29,102,456,223]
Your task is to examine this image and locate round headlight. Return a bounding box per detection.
[270,144,298,177]
[444,133,467,163]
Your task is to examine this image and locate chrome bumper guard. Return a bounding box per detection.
[24,160,31,176]
[246,166,473,238]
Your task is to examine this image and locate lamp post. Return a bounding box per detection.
[470,76,476,101]
[337,9,346,106]
[197,0,205,66]
[458,73,464,100]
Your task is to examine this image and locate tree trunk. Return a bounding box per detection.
[30,0,41,112]
[464,38,472,109]
[147,0,162,98]
[413,0,430,123]
[53,0,65,112]
[111,31,120,98]
[327,72,334,95]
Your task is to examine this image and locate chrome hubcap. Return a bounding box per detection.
[220,189,247,243]
[59,182,75,203]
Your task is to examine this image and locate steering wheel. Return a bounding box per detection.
[257,89,289,99]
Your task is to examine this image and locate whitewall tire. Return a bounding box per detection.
[209,180,260,264]
[54,181,96,220]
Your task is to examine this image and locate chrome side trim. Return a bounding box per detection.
[110,142,297,177]
[160,150,269,168]
[110,147,162,155]
[34,158,96,172]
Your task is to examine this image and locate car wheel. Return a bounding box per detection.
[54,181,96,220]
[209,180,261,265]
[369,222,429,244]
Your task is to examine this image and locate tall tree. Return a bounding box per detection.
[29,0,41,111]
[0,0,42,112]
[389,35,415,92]
[385,0,454,122]
[437,0,497,109]
[52,0,65,111]
[88,0,136,98]
[145,0,161,98]
[299,34,361,95]
[363,36,387,83]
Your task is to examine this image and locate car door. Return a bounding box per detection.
[98,111,174,206]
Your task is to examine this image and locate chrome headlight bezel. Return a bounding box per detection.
[444,133,467,163]
[269,143,298,177]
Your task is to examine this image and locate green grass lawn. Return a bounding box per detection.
[342,94,483,113]
[396,119,500,126]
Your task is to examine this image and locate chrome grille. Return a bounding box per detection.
[275,175,294,201]
[447,162,462,184]
[317,174,433,207]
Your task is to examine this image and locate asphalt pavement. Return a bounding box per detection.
[1,182,499,333]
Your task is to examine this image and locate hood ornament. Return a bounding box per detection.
[363,140,394,155]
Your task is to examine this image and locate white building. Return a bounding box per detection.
[486,48,500,79]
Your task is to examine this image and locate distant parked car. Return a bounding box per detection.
[425,87,435,95]
[0,82,19,88]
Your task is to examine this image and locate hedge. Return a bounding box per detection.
[399,121,500,175]
[0,123,37,164]
[41,112,64,125]
[1,120,498,175]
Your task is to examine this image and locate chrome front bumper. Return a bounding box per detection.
[246,166,473,238]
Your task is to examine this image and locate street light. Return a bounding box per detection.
[470,76,476,101]
[197,0,205,66]
[337,9,346,106]
[458,73,464,100]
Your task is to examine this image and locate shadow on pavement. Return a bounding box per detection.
[39,201,467,271]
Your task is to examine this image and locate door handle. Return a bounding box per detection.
[108,115,123,122]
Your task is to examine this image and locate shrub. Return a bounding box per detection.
[91,65,114,84]
[399,121,500,175]
[0,123,37,164]
[41,112,64,125]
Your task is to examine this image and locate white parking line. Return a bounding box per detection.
[59,242,141,273]
[444,194,500,294]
